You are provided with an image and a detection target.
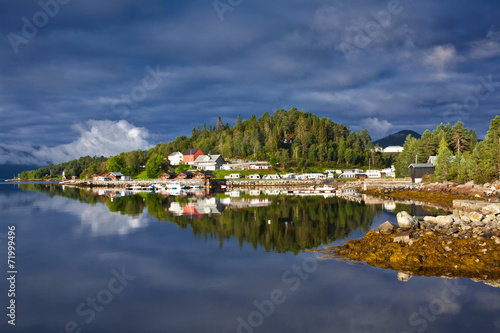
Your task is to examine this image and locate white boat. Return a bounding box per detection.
[167,182,189,190]
[315,185,335,191]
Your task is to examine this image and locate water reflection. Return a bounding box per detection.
[19,184,381,254]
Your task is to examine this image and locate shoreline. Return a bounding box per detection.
[314,202,500,281]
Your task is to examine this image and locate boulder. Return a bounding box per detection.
[393,231,411,244]
[436,215,454,227]
[378,221,398,235]
[469,212,484,222]
[423,216,437,224]
[482,204,500,216]
[397,271,413,282]
[397,212,418,228]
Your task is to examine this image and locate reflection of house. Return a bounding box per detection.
[194,172,215,180]
[176,172,194,179]
[183,205,203,219]
[159,173,177,179]
[183,148,204,165]
[168,202,184,216]
[168,152,183,166]
[408,163,435,183]
[193,154,225,171]
[249,190,261,196]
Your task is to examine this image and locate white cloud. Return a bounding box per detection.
[424,44,461,70]
[359,117,393,138]
[470,27,500,59]
[0,120,152,165]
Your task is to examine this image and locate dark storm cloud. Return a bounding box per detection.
[0,0,499,163]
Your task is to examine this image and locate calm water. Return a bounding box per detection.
[1,183,500,333]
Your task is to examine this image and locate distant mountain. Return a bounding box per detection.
[0,164,40,180]
[373,130,421,148]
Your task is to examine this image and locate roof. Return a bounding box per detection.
[408,163,435,168]
[196,171,215,176]
[184,148,202,155]
[169,151,183,157]
[110,172,125,176]
[194,154,222,163]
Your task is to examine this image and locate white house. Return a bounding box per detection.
[298,173,326,180]
[381,166,396,178]
[193,154,226,171]
[281,174,297,179]
[324,169,342,174]
[220,164,233,171]
[366,170,381,178]
[383,146,404,153]
[247,174,261,180]
[225,173,242,179]
[168,152,183,166]
[263,174,280,180]
[427,156,437,166]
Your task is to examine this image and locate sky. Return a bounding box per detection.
[0,0,499,165]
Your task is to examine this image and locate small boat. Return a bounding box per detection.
[315,185,335,191]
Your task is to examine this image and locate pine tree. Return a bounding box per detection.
[450,121,470,153]
[435,138,453,181]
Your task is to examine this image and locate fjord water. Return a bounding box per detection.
[1,184,500,333]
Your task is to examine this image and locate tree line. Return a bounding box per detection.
[19,108,394,179]
[395,116,500,184]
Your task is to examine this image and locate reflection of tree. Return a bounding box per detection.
[19,184,382,254]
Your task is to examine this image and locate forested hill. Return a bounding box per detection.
[150,108,379,167]
[18,108,394,179]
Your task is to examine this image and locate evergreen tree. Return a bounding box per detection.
[435,138,453,181]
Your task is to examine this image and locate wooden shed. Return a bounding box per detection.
[408,163,435,183]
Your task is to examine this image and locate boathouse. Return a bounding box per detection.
[408,163,435,183]
[159,173,177,180]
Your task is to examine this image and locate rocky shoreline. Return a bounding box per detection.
[361,180,500,205]
[314,202,500,281]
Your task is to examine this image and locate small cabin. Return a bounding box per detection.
[176,172,194,179]
[408,163,435,183]
[263,174,280,180]
[159,173,177,180]
[194,172,215,180]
